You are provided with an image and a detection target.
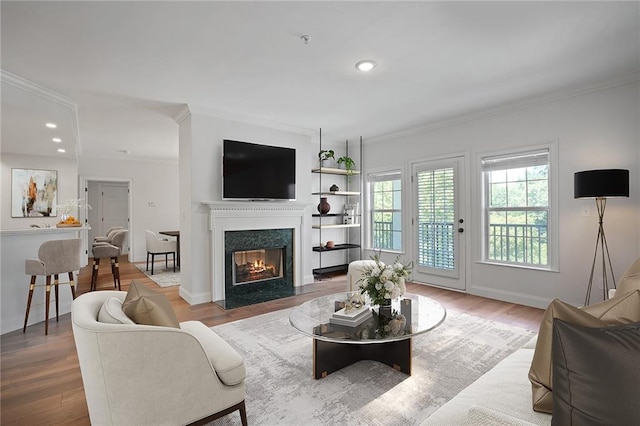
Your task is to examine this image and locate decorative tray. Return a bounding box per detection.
[56,223,82,228]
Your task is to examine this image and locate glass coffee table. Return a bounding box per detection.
[289,293,446,379]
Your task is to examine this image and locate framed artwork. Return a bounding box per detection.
[11,168,58,218]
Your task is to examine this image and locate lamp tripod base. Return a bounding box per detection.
[584,197,616,306]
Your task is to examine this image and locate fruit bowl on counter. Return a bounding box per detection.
[56,215,82,228]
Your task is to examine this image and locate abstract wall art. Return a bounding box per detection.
[11,168,58,218]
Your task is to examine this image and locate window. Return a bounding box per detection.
[481,149,550,267]
[369,171,402,251]
[416,166,456,270]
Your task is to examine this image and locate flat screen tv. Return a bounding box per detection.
[223,139,296,201]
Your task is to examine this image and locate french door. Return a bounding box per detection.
[411,156,466,290]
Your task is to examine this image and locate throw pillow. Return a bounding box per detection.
[98,296,135,324]
[122,280,180,328]
[528,290,640,413]
[552,320,640,425]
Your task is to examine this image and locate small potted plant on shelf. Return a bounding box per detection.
[337,155,356,172]
[318,149,335,166]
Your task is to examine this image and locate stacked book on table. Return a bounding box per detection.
[329,305,373,327]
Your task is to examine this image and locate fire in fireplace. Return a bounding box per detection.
[233,247,284,285]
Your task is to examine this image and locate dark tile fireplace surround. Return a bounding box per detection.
[219,228,295,309]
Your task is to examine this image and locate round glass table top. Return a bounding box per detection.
[289,293,446,344]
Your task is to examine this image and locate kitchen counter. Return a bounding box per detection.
[1,226,90,334]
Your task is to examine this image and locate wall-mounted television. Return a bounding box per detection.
[223,139,296,201]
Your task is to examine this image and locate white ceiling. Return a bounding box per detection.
[1,1,639,161]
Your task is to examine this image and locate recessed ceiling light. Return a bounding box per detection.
[355,60,377,72]
[118,149,131,154]
[57,148,66,153]
[52,138,62,143]
[46,122,57,128]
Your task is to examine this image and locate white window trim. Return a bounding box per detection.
[476,141,559,272]
[366,169,404,254]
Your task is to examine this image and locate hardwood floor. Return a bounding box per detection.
[1,257,544,425]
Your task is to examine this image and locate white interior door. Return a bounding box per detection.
[411,156,466,291]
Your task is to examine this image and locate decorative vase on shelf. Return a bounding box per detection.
[317,197,330,214]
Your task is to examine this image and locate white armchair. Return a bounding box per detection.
[145,230,177,274]
[346,260,377,292]
[71,291,247,426]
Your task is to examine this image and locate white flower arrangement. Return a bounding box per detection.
[359,255,412,306]
[55,198,92,216]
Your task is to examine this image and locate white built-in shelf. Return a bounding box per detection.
[312,191,360,196]
[311,167,360,176]
[312,223,361,229]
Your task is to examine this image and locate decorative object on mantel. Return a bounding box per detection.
[574,169,629,305]
[317,197,330,214]
[11,168,58,218]
[358,254,412,306]
[329,184,339,192]
[326,240,335,249]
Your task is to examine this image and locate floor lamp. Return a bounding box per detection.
[574,169,629,306]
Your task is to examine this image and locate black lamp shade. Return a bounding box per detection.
[574,169,629,198]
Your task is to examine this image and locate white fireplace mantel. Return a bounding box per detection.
[202,201,308,301]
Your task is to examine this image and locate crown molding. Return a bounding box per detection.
[186,104,317,137]
[173,104,191,124]
[1,69,77,109]
[366,73,640,145]
[1,69,82,158]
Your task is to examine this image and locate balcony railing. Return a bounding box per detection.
[488,223,548,265]
[372,221,394,250]
[417,222,455,269]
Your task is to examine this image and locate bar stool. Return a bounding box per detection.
[91,230,128,291]
[23,238,82,335]
[93,226,124,244]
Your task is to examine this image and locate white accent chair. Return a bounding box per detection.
[346,260,377,292]
[145,230,177,275]
[71,291,247,426]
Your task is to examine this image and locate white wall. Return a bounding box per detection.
[1,154,78,229]
[364,82,640,308]
[178,111,313,304]
[78,157,179,262]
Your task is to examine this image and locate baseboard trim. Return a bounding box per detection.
[179,286,211,305]
[470,285,551,310]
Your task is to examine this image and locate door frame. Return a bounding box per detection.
[79,176,134,261]
[408,152,470,291]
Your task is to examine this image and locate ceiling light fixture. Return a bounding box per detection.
[46,122,57,128]
[355,60,377,72]
[57,148,66,153]
[52,138,62,143]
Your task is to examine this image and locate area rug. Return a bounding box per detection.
[208,307,536,425]
[134,262,180,287]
